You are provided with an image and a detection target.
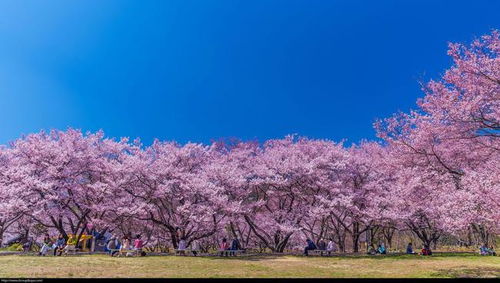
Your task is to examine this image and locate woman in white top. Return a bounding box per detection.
[177,238,187,256]
[191,239,200,256]
[119,237,131,257]
[326,239,336,256]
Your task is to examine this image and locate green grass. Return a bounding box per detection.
[0,253,498,278]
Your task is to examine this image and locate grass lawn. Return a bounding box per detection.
[0,253,498,278]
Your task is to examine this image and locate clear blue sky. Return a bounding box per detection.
[1,0,499,145]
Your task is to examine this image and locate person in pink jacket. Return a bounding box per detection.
[219,238,229,257]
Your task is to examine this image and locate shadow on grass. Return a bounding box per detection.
[201,254,283,261]
[9,251,488,262]
[431,267,500,278]
[331,252,485,260]
[198,252,486,261]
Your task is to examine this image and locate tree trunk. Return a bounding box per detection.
[351,222,359,253]
[471,223,490,246]
[0,224,5,248]
[170,230,179,249]
[383,226,396,250]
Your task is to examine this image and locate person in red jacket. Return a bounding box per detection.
[219,238,230,256]
[420,244,432,256]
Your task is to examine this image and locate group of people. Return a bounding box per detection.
[219,238,242,256]
[176,237,200,256]
[301,239,438,257]
[304,238,337,256]
[38,234,78,256]
[35,234,497,257]
[176,237,242,257]
[367,244,387,255]
[37,233,144,257]
[106,234,144,257]
[370,242,432,256]
[479,244,496,256]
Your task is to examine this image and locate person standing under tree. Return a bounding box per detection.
[134,234,144,256]
[219,238,230,256]
[191,239,200,256]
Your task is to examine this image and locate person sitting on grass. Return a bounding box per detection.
[303,238,317,256]
[326,238,336,256]
[367,245,377,255]
[420,244,432,256]
[480,244,488,255]
[487,246,497,256]
[377,244,386,254]
[190,239,200,256]
[220,238,230,256]
[479,244,496,256]
[39,234,53,256]
[229,238,241,256]
[177,237,187,256]
[406,242,416,254]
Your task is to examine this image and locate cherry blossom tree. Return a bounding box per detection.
[0,31,497,253]
[114,140,227,249]
[375,30,500,246]
[0,147,24,246]
[5,129,126,244]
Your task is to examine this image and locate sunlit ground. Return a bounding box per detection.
[0,253,498,278]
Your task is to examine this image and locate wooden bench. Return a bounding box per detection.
[174,249,200,256]
[109,248,140,257]
[308,249,334,256]
[216,249,245,256]
[63,245,79,255]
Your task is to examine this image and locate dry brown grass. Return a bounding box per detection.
[0,253,498,278]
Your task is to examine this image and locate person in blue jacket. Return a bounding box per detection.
[304,238,317,256]
[406,242,416,254]
[53,234,66,256]
[377,244,386,254]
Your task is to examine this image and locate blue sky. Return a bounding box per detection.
[1,0,499,146]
